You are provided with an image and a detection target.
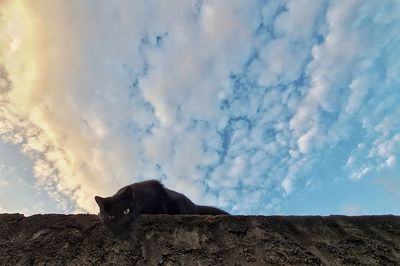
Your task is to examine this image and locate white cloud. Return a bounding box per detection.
[297,127,317,154]
[0,0,399,215]
[345,75,370,115]
[0,205,8,213]
[349,166,371,181]
[340,203,366,215]
[0,179,9,188]
[275,0,323,39]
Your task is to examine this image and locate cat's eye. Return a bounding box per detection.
[108,215,115,220]
[123,208,130,215]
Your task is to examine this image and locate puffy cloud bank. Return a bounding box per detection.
[0,0,399,213]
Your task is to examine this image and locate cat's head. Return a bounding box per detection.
[94,187,138,234]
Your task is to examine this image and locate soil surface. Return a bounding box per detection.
[0,214,399,265]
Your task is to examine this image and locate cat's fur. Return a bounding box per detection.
[95,180,229,233]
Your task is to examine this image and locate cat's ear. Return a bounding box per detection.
[94,196,104,208]
[124,187,134,199]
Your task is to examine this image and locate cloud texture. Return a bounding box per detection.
[0,0,399,214]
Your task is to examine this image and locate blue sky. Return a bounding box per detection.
[0,0,399,215]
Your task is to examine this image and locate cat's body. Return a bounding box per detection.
[95,180,229,233]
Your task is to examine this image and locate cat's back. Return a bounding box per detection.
[116,179,165,197]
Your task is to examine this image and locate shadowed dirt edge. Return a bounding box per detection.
[0,214,399,265]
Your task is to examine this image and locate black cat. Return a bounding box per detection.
[95,180,229,233]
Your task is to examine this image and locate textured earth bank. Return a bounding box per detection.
[0,214,399,265]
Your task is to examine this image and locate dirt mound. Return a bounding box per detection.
[0,214,399,265]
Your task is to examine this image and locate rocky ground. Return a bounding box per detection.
[0,214,399,265]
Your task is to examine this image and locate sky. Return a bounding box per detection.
[0,0,399,216]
